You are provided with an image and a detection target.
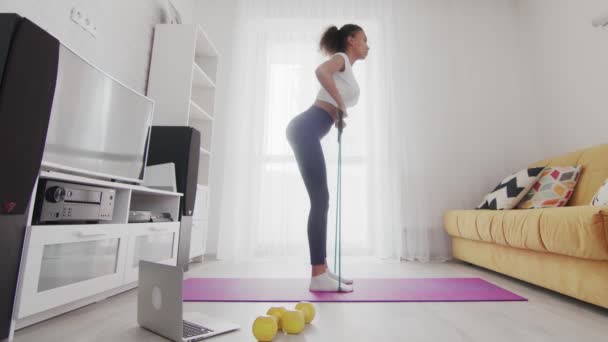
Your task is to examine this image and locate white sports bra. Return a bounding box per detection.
[316,52,360,108]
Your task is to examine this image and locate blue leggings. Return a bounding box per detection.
[286,106,334,265]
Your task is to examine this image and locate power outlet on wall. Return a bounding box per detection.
[70,7,98,38]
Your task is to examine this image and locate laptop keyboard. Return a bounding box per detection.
[183,320,213,339]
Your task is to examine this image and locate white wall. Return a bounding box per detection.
[518,0,608,157]
[193,0,239,257]
[0,0,194,94]
[393,0,544,206]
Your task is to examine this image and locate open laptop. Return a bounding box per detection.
[137,260,239,341]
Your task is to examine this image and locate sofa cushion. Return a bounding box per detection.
[444,206,608,261]
[517,166,582,209]
[477,167,544,210]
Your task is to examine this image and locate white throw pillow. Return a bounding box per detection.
[477,167,545,210]
[591,178,608,206]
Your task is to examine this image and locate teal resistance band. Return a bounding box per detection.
[334,109,344,291]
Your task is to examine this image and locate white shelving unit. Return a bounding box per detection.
[146,24,219,261]
[13,169,182,329]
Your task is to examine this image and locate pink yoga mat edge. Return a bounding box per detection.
[182,277,527,303]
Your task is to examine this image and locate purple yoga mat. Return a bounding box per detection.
[182,278,526,303]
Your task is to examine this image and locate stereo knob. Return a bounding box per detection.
[45,186,66,203]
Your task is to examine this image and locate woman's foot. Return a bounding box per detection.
[328,271,354,285]
[309,271,353,292]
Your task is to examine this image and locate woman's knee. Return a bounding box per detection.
[312,189,330,211]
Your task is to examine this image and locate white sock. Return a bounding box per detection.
[328,271,353,285]
[309,271,353,292]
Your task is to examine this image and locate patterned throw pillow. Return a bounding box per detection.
[517,166,582,209]
[591,178,608,206]
[477,167,545,210]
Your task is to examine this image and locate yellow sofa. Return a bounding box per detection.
[444,144,608,308]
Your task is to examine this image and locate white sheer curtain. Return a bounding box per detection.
[216,0,404,262]
[215,0,536,263]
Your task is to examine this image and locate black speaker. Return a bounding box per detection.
[0,13,59,339]
[147,126,201,269]
[147,126,200,218]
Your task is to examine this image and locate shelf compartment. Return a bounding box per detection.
[189,100,214,121]
[192,62,215,89]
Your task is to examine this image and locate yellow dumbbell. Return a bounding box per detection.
[266,307,287,329]
[281,309,305,334]
[252,315,278,341]
[295,301,316,324]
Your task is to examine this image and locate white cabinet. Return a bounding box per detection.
[16,221,181,319]
[123,222,180,283]
[193,185,209,222]
[190,186,209,259]
[16,224,129,318]
[189,220,204,259]
[147,24,219,260]
[13,170,182,328]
